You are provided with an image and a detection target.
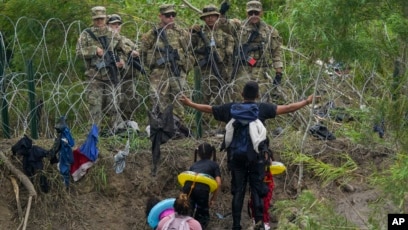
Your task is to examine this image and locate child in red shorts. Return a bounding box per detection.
[249,159,275,230]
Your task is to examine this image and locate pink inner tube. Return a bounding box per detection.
[159,208,174,220]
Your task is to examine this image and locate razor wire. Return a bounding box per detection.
[0,15,361,139]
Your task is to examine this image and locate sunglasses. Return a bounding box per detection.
[163,12,177,18]
[248,11,260,16]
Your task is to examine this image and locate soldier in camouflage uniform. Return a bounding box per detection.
[76,6,133,132]
[107,14,142,121]
[140,4,193,119]
[220,1,283,103]
[191,5,234,105]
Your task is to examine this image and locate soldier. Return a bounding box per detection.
[140,4,193,119]
[76,6,132,133]
[190,5,235,133]
[219,0,284,102]
[107,14,143,121]
[191,5,234,105]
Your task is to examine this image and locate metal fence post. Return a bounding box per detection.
[193,67,202,138]
[0,32,10,138]
[26,59,38,139]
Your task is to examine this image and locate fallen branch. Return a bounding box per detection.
[181,0,202,14]
[9,176,23,220]
[22,196,33,230]
[0,151,37,230]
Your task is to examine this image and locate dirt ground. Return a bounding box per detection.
[0,132,396,230]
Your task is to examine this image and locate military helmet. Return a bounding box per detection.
[200,5,220,20]
[91,6,107,19]
[107,14,122,24]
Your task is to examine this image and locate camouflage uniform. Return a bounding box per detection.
[119,35,144,120]
[107,14,144,120]
[220,1,283,102]
[191,5,235,105]
[140,4,193,118]
[76,7,132,127]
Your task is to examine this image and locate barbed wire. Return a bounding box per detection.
[0,16,376,140]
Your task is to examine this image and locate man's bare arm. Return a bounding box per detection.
[178,95,213,113]
[276,95,317,115]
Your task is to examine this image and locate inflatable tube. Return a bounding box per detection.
[177,171,218,193]
[269,161,286,175]
[147,198,175,228]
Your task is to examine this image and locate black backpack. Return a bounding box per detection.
[228,103,260,162]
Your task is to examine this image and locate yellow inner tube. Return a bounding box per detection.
[269,161,286,175]
[178,171,218,193]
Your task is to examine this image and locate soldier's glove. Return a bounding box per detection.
[219,1,230,15]
[273,72,283,86]
[190,24,202,33]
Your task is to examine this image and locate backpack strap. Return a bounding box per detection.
[161,213,176,229]
[179,216,193,230]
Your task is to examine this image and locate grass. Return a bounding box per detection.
[273,190,359,230]
[370,152,408,213]
[89,164,108,192]
[282,150,358,187]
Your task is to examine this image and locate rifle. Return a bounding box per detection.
[230,30,263,80]
[154,28,181,78]
[86,29,119,85]
[127,53,147,76]
[195,30,224,82]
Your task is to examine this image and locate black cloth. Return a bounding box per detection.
[212,102,277,229]
[11,135,50,193]
[309,124,336,140]
[11,135,48,177]
[11,135,32,156]
[22,146,48,177]
[148,105,175,176]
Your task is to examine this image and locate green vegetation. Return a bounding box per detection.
[273,190,358,229]
[0,0,407,228]
[371,153,408,213]
[91,164,108,192]
[299,153,356,186]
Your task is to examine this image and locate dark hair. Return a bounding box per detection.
[194,142,216,162]
[173,193,190,215]
[145,195,160,219]
[242,81,259,100]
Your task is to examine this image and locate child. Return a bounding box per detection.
[182,142,222,229]
[249,158,275,230]
[157,193,202,230]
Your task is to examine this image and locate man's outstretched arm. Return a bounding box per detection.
[276,95,317,115]
[179,94,213,113]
